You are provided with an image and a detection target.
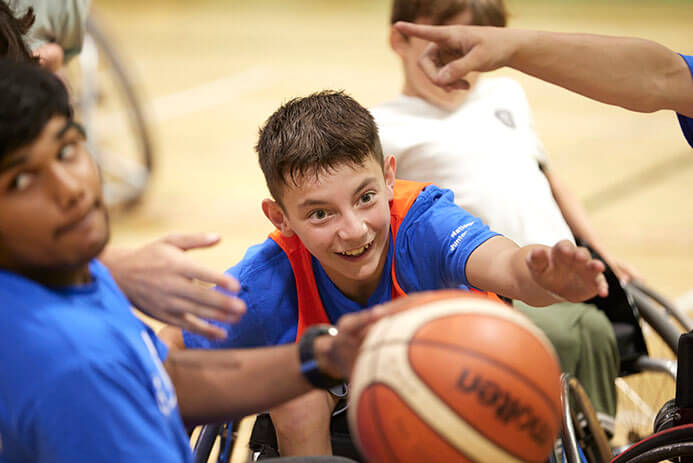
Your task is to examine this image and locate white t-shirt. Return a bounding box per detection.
[371,77,574,248]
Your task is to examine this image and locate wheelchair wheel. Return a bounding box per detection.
[562,374,613,463]
[65,11,154,211]
[615,364,677,446]
[611,423,693,463]
[614,283,686,447]
[191,421,238,463]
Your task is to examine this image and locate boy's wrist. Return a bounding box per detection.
[298,324,343,389]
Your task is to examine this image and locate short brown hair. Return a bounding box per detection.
[256,90,384,203]
[390,0,507,27]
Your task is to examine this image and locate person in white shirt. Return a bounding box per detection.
[372,0,634,433]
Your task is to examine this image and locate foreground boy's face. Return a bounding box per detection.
[0,116,109,284]
[397,11,480,111]
[275,156,395,302]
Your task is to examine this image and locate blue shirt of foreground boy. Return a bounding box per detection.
[0,261,192,462]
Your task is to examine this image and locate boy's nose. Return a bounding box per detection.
[338,211,368,242]
[49,164,86,209]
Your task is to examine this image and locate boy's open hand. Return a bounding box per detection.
[101,233,246,340]
[526,240,608,302]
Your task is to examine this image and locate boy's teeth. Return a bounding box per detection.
[341,242,370,256]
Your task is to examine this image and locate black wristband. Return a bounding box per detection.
[298,324,342,389]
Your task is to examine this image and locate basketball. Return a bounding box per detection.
[347,290,562,463]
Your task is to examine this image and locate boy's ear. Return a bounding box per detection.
[262,198,295,237]
[389,26,409,56]
[384,155,396,199]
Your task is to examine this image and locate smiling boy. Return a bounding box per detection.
[171,90,608,457]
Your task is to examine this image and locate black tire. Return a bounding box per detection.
[611,423,693,463]
[193,424,222,463]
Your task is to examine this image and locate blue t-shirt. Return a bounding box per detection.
[184,185,499,349]
[0,261,192,463]
[678,54,693,148]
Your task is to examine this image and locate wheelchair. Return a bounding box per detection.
[557,275,692,463]
[65,9,154,211]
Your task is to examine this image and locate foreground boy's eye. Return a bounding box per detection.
[58,143,77,161]
[10,172,34,191]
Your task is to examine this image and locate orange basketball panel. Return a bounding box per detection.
[412,313,562,410]
[355,383,476,463]
[409,343,561,462]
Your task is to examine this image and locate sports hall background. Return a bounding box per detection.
[91,0,692,456]
[97,0,693,307]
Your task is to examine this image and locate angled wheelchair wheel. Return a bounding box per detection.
[561,374,613,463]
[614,282,686,447]
[65,10,154,211]
[611,423,693,463]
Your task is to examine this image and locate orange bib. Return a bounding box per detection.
[269,179,501,340]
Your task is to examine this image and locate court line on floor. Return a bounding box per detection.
[583,152,693,213]
[147,65,274,123]
[676,289,693,314]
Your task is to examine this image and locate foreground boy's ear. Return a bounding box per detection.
[262,199,295,237]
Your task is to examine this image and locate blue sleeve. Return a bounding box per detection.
[394,186,499,291]
[30,361,191,463]
[182,240,299,349]
[677,54,693,148]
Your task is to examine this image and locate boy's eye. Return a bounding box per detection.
[59,143,77,160]
[10,172,34,191]
[309,209,328,221]
[359,192,375,204]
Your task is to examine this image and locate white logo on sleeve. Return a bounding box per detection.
[449,222,473,252]
[141,331,178,416]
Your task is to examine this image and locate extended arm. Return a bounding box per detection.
[466,236,608,307]
[165,306,381,425]
[393,23,693,117]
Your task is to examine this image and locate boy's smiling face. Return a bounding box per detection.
[264,155,396,304]
[0,115,109,286]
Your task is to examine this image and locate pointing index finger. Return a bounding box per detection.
[394,21,453,43]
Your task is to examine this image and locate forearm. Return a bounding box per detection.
[466,237,561,307]
[508,30,693,115]
[98,246,136,286]
[165,345,313,425]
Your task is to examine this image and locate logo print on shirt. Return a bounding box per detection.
[494,109,516,129]
[141,331,178,416]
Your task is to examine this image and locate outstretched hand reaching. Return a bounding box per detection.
[526,240,608,303]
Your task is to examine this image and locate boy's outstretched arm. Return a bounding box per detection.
[393,22,693,117]
[164,306,386,425]
[466,236,608,307]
